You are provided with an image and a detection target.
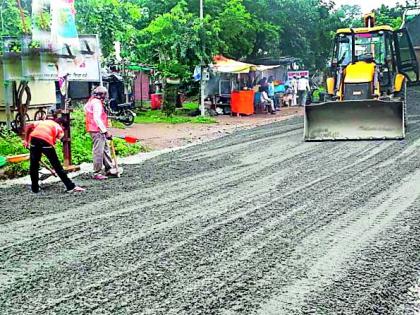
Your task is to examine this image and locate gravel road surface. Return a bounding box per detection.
[1,88,419,314]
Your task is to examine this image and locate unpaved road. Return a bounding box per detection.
[1,89,419,314]
[112,107,302,150]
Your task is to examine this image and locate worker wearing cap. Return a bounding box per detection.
[84,86,116,180]
[24,119,85,193]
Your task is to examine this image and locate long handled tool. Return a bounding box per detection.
[109,139,121,178]
[40,160,57,177]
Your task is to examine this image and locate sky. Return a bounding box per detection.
[334,0,402,12]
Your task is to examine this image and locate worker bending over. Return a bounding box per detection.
[24,119,85,193]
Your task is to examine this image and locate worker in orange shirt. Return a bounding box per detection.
[24,119,85,194]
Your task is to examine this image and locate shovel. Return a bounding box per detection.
[115,135,139,144]
[108,135,139,178]
[109,139,121,178]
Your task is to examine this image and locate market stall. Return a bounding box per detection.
[207,55,288,115]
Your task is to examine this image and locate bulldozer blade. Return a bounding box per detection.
[304,100,405,141]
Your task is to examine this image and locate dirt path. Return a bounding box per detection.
[0,90,419,314]
[111,107,302,150]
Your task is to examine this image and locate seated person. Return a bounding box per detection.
[275,83,286,93]
[260,87,276,114]
[282,86,294,107]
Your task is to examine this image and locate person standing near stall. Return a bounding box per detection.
[290,76,298,106]
[267,76,279,110]
[297,75,311,106]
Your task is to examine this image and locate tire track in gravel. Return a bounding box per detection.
[0,141,416,314]
[4,130,420,314]
[0,88,419,314]
[258,169,420,315]
[0,132,388,276]
[0,139,358,300]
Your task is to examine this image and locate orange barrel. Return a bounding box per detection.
[151,93,163,110]
[230,91,240,114]
[231,90,255,115]
[239,90,255,115]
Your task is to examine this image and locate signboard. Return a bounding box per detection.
[57,35,101,82]
[287,70,310,80]
[1,35,100,82]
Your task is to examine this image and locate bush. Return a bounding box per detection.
[0,109,146,178]
[58,109,146,163]
[0,129,29,177]
[134,108,216,124]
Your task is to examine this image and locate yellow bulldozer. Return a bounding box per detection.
[304,13,419,141]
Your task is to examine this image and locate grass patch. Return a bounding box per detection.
[134,108,216,124]
[109,120,126,129]
[182,102,199,110]
[0,109,147,178]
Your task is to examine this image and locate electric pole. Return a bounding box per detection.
[200,0,205,116]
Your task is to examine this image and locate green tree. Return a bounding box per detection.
[0,0,30,37]
[335,4,363,28]
[375,5,404,29]
[75,0,142,58]
[136,1,220,79]
[216,0,255,59]
[1,0,410,78]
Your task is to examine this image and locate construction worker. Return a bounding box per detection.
[24,119,85,193]
[297,76,311,106]
[84,86,117,180]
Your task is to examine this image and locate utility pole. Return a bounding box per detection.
[200,0,205,116]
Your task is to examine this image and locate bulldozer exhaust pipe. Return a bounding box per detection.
[304,100,405,141]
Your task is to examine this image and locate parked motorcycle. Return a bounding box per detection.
[105,99,136,126]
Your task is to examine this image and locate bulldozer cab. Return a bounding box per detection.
[334,31,388,67]
[332,27,419,88]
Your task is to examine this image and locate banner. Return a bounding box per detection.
[50,0,88,79]
[51,0,79,54]
[287,70,310,80]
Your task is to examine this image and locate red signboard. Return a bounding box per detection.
[287,70,309,79]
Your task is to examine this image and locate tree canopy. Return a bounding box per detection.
[0,0,415,79]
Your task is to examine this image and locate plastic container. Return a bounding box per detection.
[0,156,6,167]
[231,90,255,115]
[151,93,163,110]
[6,154,30,163]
